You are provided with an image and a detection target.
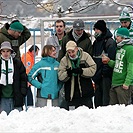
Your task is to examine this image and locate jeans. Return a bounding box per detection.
[0,98,14,115]
[0,98,23,115]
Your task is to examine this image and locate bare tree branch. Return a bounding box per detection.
[110,0,133,11]
[13,0,133,18]
[20,0,34,5]
[73,1,103,13]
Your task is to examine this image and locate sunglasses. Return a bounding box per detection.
[56,25,63,28]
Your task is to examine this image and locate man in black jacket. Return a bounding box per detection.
[0,41,27,115]
[92,20,117,108]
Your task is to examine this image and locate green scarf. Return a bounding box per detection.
[70,51,80,76]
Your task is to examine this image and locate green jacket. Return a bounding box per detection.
[0,23,31,58]
[108,39,133,86]
[57,29,92,62]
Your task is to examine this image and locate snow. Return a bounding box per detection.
[0,18,132,132]
[0,104,133,132]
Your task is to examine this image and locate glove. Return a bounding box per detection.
[66,67,72,77]
[72,67,83,75]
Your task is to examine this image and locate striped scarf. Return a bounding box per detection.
[0,56,14,86]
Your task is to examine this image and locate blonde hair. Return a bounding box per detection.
[41,45,56,57]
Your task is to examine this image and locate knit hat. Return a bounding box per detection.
[73,19,84,30]
[9,21,24,32]
[0,41,13,51]
[94,20,107,33]
[66,41,77,51]
[119,7,131,22]
[116,28,129,38]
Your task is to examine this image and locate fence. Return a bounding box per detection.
[22,18,120,108]
[21,19,120,53]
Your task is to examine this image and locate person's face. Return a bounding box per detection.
[55,22,65,36]
[12,31,22,39]
[74,29,84,36]
[1,49,11,59]
[32,49,39,56]
[120,21,131,28]
[94,28,102,34]
[116,36,124,43]
[67,47,78,58]
[49,47,56,58]
[35,49,39,56]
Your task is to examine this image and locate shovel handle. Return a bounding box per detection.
[48,94,51,99]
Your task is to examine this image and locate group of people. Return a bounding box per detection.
[0,6,133,115]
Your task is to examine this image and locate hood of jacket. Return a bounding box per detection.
[0,23,15,40]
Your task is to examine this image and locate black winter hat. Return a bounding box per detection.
[94,20,107,33]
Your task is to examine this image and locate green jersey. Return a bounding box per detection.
[108,44,133,86]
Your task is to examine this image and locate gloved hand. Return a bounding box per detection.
[66,67,72,77]
[72,67,83,75]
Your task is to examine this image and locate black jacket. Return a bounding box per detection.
[0,58,27,107]
[92,28,117,83]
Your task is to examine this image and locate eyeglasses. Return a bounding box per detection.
[56,25,63,28]
[120,21,128,24]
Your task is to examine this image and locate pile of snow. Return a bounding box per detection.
[0,104,132,132]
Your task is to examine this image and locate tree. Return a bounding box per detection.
[19,0,133,17]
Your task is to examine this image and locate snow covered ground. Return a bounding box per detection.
[0,104,132,132]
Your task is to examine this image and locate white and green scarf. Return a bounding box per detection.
[0,56,14,86]
[117,39,133,48]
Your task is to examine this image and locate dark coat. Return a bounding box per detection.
[0,23,31,58]
[57,29,92,61]
[92,28,117,83]
[0,58,27,107]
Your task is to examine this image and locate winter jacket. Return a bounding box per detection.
[0,57,27,107]
[28,56,62,99]
[46,32,66,58]
[58,48,96,101]
[92,29,117,83]
[57,29,92,61]
[108,39,133,86]
[21,51,34,74]
[0,23,31,58]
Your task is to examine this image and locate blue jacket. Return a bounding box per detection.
[28,56,62,99]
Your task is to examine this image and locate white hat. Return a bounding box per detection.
[0,41,13,51]
[66,41,77,51]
